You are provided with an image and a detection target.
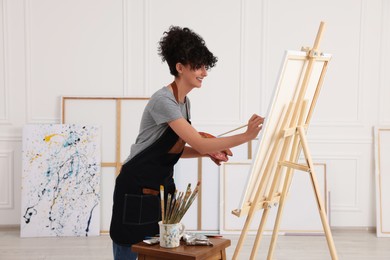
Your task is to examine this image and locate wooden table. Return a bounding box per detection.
[132,238,231,260]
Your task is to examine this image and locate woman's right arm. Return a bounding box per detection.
[168,114,264,154]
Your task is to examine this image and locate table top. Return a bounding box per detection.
[132,238,231,260]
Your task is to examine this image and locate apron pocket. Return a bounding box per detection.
[123,194,160,225]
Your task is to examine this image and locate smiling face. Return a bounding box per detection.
[177,63,208,89]
[158,27,217,78]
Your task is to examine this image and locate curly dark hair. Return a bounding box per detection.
[158,26,218,77]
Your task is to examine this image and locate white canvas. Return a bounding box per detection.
[237,50,331,215]
[21,124,101,237]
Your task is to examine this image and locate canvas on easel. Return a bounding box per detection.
[232,22,338,260]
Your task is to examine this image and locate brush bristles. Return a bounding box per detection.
[161,182,201,224]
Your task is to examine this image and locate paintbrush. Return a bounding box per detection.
[167,189,177,222]
[168,191,183,224]
[160,185,165,224]
[177,182,201,222]
[165,193,171,222]
[217,124,248,137]
[172,184,192,223]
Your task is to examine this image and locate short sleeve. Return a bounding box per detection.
[148,93,183,125]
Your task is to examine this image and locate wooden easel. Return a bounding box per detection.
[232,22,338,260]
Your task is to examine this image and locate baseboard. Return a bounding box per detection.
[331,226,375,233]
[0,225,20,231]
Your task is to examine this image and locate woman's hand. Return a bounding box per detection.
[199,132,233,165]
[209,154,224,166]
[208,148,233,165]
[245,114,264,140]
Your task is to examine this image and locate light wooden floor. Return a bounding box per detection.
[1,227,389,259]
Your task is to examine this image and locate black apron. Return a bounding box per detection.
[110,83,189,246]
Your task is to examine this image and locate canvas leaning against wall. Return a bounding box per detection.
[21,124,101,237]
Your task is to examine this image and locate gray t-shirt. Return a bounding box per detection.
[123,86,191,163]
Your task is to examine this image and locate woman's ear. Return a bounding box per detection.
[176,63,184,75]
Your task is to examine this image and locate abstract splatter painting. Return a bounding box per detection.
[21,124,101,237]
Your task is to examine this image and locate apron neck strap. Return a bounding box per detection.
[170,81,179,103]
[170,81,190,120]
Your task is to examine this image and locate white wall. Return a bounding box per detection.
[0,0,388,229]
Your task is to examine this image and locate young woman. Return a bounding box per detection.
[110,26,264,260]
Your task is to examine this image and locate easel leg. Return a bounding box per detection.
[298,126,338,260]
[250,207,271,259]
[232,206,257,260]
[268,113,304,259]
[266,170,294,260]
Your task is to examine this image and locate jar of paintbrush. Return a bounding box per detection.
[158,182,200,248]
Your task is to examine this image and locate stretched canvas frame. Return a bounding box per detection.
[21,124,101,237]
[61,97,149,233]
[61,97,149,175]
[62,97,206,232]
[374,127,390,237]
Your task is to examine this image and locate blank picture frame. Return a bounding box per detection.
[375,127,390,237]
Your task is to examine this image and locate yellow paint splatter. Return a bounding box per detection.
[44,134,61,142]
[30,153,42,163]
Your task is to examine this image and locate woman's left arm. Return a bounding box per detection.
[181,146,226,165]
[181,146,204,158]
